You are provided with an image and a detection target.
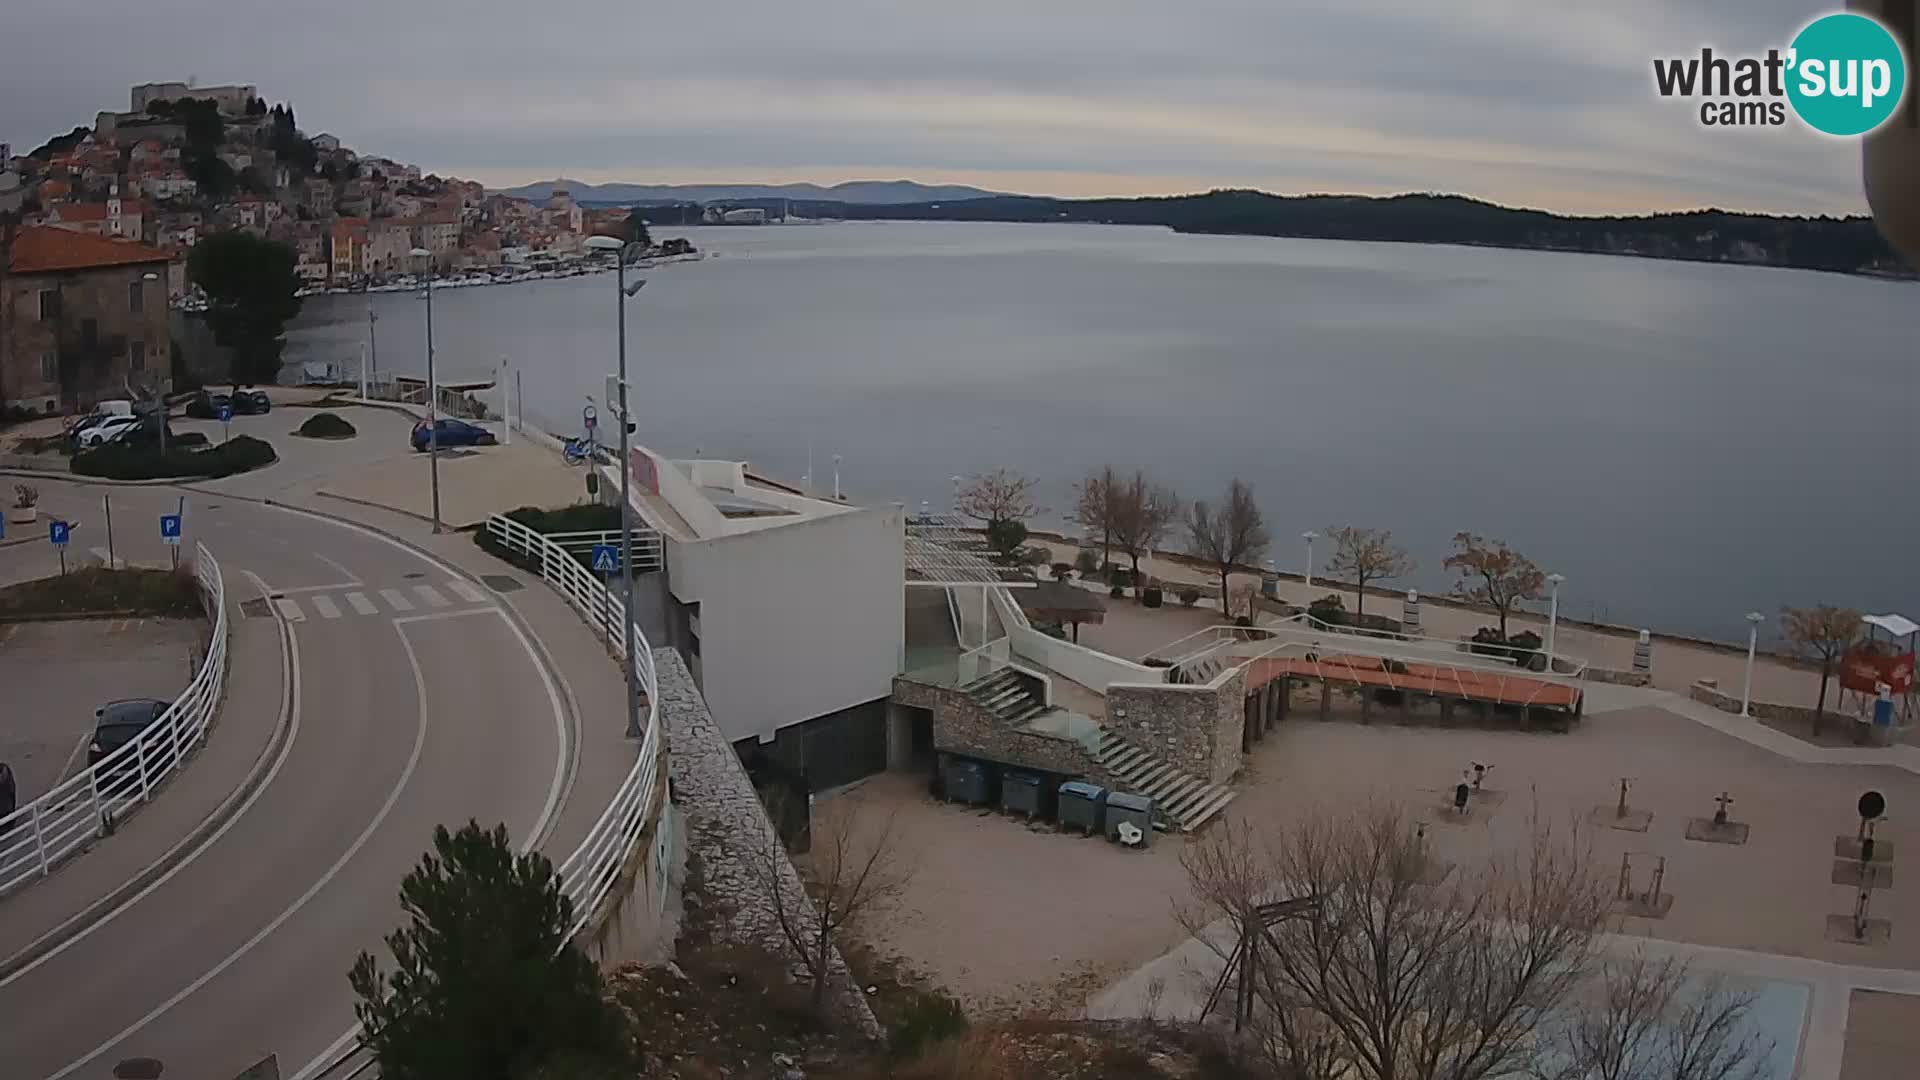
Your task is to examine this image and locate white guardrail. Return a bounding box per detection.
[483,513,663,937]
[0,541,228,897]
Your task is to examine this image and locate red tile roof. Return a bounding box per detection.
[7,226,173,274]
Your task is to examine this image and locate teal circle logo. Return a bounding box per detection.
[1786,13,1908,137]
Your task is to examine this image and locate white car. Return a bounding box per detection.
[76,415,142,447]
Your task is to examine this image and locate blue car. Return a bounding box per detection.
[411,418,497,451]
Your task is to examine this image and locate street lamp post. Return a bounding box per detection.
[410,248,441,532]
[1741,611,1766,717]
[586,235,648,739]
[1302,530,1319,592]
[1545,573,1566,671]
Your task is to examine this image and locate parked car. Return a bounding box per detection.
[411,418,497,451]
[74,415,143,448]
[234,389,272,415]
[90,699,172,770]
[184,391,232,419]
[111,414,181,449]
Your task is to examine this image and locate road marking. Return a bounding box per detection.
[412,584,451,608]
[3,568,302,991]
[309,594,341,620]
[344,591,378,616]
[46,607,429,1080]
[313,551,361,585]
[272,582,363,595]
[272,597,305,622]
[446,578,487,604]
[378,588,414,612]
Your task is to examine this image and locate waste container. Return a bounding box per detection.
[944,757,991,807]
[1058,781,1107,835]
[1105,791,1154,848]
[1002,770,1043,819]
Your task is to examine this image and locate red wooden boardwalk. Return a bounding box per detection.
[1245,653,1581,710]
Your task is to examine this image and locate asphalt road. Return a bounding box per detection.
[0,481,572,1080]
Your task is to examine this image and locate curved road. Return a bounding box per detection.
[0,486,573,1080]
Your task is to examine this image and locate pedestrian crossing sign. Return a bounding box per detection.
[591,544,619,573]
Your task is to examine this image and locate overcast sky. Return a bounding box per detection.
[0,0,1878,215]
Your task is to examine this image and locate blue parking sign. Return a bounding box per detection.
[218,403,234,424]
[590,544,619,573]
[160,514,183,545]
[49,520,70,546]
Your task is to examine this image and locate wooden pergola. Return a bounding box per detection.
[1015,581,1107,642]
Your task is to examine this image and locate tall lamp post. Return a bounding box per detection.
[585,235,648,739]
[1545,573,1566,670]
[1302,530,1319,592]
[409,248,442,533]
[1741,611,1766,717]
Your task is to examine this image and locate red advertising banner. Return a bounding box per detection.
[1840,647,1916,694]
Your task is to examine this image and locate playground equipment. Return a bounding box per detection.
[1614,852,1671,918]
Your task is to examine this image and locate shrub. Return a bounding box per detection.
[295,411,357,439]
[888,990,968,1059]
[13,483,38,509]
[1109,583,1125,599]
[473,504,632,575]
[985,519,1028,561]
[1142,586,1164,608]
[1179,587,1201,607]
[71,435,277,480]
[1074,548,1099,575]
[1308,593,1347,626]
[173,431,210,448]
[1107,566,1134,588]
[1145,657,1174,668]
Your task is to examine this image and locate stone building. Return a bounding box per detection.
[1,226,173,413]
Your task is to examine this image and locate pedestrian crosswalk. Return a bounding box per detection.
[267,580,492,623]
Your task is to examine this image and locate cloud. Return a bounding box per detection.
[0,0,1879,214]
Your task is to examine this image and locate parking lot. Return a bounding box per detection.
[0,618,207,805]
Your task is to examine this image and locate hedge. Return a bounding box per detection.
[295,412,357,439]
[72,435,277,480]
[472,503,628,574]
[0,567,202,619]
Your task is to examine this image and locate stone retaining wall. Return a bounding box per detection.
[893,675,1111,783]
[1689,679,1823,728]
[1106,667,1246,786]
[1584,667,1653,687]
[660,649,881,1040]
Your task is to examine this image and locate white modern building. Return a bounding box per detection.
[608,445,905,788]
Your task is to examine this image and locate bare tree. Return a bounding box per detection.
[1072,465,1122,570]
[1538,949,1773,1080]
[1110,470,1180,593]
[738,792,913,1015]
[1322,525,1416,621]
[1187,479,1270,620]
[1444,531,1547,639]
[956,467,1040,530]
[1779,605,1862,735]
[1179,804,1612,1080]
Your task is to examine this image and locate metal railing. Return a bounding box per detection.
[482,513,663,937]
[0,542,228,897]
[540,529,665,574]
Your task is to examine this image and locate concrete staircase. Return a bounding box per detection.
[1170,653,1227,685]
[963,668,1051,724]
[1093,730,1236,832]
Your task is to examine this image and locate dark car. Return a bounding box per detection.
[90,699,172,771]
[234,389,272,415]
[411,418,497,451]
[184,391,232,419]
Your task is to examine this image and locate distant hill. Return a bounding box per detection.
[494,178,1008,205]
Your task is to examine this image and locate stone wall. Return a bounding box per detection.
[660,649,881,1040]
[892,675,1109,782]
[1689,679,1828,729]
[1106,666,1246,786]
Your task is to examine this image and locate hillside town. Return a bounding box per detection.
[0,79,651,294]
[0,79,677,414]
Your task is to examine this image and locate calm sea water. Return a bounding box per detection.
[288,222,1920,643]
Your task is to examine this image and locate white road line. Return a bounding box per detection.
[446,578,487,604]
[309,594,341,620]
[47,607,432,1080]
[272,582,363,595]
[3,569,302,990]
[344,591,378,616]
[378,588,414,612]
[272,597,305,622]
[412,584,451,609]
[312,552,361,585]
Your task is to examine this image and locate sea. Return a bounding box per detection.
[286,221,1920,644]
